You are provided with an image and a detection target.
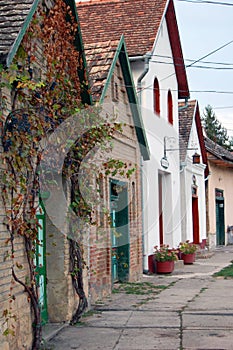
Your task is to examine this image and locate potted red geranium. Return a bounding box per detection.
[154,245,178,274]
[178,240,197,264]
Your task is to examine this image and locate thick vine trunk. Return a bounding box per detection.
[69,238,88,324]
[12,268,42,350]
[31,300,42,350]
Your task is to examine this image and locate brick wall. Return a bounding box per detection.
[87,59,143,302]
[0,82,33,349]
[0,0,81,348]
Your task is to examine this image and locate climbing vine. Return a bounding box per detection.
[0,1,135,349]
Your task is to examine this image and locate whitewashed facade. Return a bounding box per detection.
[179,101,207,246]
[131,19,184,271]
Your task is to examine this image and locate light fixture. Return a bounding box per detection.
[161,136,199,169]
[192,152,200,164]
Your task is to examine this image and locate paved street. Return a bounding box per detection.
[45,246,233,349]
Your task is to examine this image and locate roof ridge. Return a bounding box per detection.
[77,0,123,4]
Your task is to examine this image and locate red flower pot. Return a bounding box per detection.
[155,260,174,274]
[181,253,195,264]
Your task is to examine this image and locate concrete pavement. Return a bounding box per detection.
[45,245,233,350]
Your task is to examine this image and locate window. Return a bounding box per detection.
[111,76,119,102]
[153,78,160,115]
[167,90,173,124]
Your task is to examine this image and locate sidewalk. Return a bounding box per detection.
[45,245,233,350]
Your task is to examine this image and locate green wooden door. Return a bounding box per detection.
[110,179,129,283]
[216,199,225,246]
[36,203,48,324]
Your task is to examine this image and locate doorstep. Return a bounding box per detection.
[196,250,215,259]
[42,322,68,342]
[174,259,184,270]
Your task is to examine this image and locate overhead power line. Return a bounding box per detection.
[151,53,233,66]
[150,59,233,70]
[214,105,233,109]
[186,40,233,67]
[159,40,233,83]
[177,0,233,6]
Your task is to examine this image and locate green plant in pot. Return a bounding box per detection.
[154,245,178,274]
[178,240,197,264]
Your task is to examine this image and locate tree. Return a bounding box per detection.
[202,105,231,150]
[228,136,233,151]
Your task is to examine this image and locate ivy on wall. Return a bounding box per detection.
[0,1,135,349]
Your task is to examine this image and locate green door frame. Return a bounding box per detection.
[110,179,130,283]
[36,200,48,324]
[215,189,225,246]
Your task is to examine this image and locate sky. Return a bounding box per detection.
[174,0,233,136]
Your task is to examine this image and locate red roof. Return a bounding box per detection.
[85,40,119,101]
[76,0,167,56]
[76,0,189,98]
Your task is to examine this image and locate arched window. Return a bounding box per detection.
[167,90,173,124]
[153,78,160,116]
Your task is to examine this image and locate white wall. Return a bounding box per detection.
[131,20,182,270]
[180,119,207,244]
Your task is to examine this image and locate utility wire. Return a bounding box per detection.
[110,71,233,96]
[150,60,233,70]
[151,53,233,66]
[186,40,233,67]
[214,105,233,109]
[159,40,233,83]
[177,0,233,6]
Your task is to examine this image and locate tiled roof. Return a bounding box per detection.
[76,0,168,57]
[0,0,34,64]
[85,39,119,101]
[84,36,150,160]
[76,0,189,99]
[205,136,233,165]
[178,100,196,163]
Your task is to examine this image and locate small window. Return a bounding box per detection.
[132,181,136,221]
[111,76,119,102]
[153,78,160,116]
[167,90,173,124]
[98,175,105,228]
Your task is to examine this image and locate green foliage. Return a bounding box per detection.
[1,1,137,348]
[112,281,168,295]
[1,0,91,347]
[228,136,233,151]
[213,261,233,278]
[154,245,178,262]
[202,105,231,150]
[178,240,198,254]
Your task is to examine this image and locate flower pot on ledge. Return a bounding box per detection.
[155,260,174,274]
[181,253,195,264]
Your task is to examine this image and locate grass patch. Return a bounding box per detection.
[213,262,233,279]
[112,281,168,295]
[81,309,102,318]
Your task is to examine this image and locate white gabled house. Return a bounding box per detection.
[77,0,190,272]
[179,100,208,247]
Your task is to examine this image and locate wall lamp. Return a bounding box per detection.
[161,136,200,170]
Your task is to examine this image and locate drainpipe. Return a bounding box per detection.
[130,52,151,273]
[178,97,189,111]
[136,52,152,107]
[140,156,147,274]
[204,173,211,181]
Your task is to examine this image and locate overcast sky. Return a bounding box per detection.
[174,0,233,135]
